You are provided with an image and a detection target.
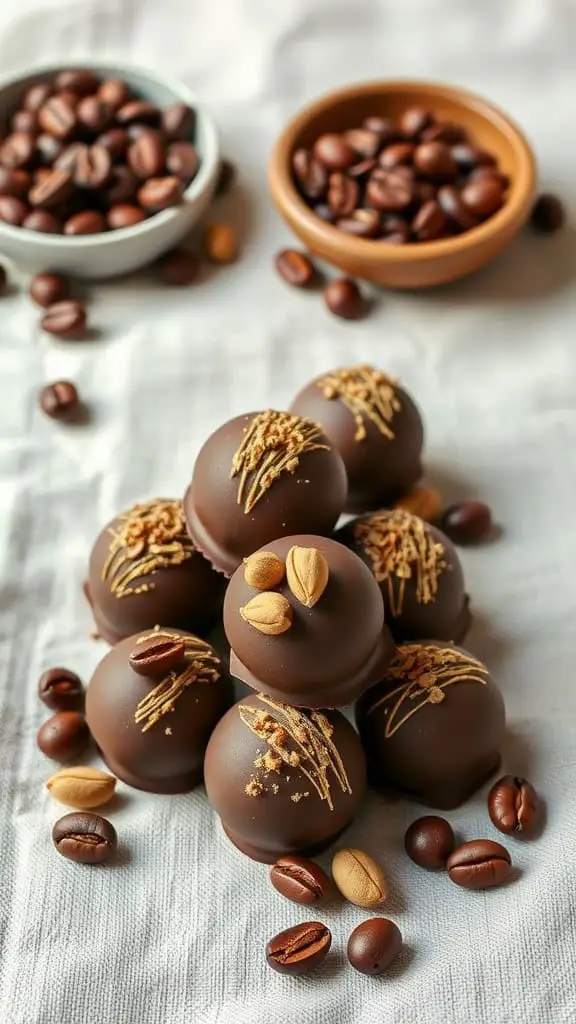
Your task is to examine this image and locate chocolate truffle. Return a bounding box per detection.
[223,534,394,708]
[85,498,224,644]
[183,410,347,576]
[290,366,424,512]
[86,628,233,793]
[356,641,505,809]
[339,508,471,643]
[204,692,366,862]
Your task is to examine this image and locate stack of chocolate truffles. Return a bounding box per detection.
[84,370,506,861]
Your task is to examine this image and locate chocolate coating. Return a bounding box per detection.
[85,498,224,645]
[356,641,505,809]
[86,628,233,793]
[223,534,394,708]
[184,410,347,576]
[339,508,471,643]
[204,692,367,862]
[290,366,424,512]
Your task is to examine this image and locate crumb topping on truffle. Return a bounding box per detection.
[102,499,194,599]
[317,365,401,442]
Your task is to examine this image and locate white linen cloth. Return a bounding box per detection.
[1,1,576,1021]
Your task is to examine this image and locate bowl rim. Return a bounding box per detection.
[0,59,219,248]
[269,78,537,262]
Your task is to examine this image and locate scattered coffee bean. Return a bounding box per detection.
[215,158,236,196]
[129,635,185,676]
[204,222,238,263]
[531,193,565,234]
[440,500,493,545]
[55,69,99,96]
[0,167,31,199]
[331,847,388,907]
[52,811,118,864]
[128,133,166,180]
[166,142,199,184]
[266,922,331,976]
[106,204,147,230]
[23,210,62,233]
[412,200,447,241]
[24,82,52,113]
[12,110,37,134]
[378,142,415,168]
[461,177,504,218]
[0,132,36,169]
[137,175,181,212]
[97,78,130,110]
[0,195,29,225]
[162,102,195,141]
[447,839,512,889]
[96,127,129,161]
[30,272,70,308]
[399,106,432,139]
[314,133,356,171]
[38,667,84,711]
[275,248,315,287]
[41,299,87,338]
[29,169,72,210]
[64,210,107,235]
[269,855,331,904]
[323,277,364,320]
[39,380,80,420]
[157,248,200,286]
[488,775,540,835]
[38,96,77,140]
[347,919,402,976]
[405,815,455,869]
[116,100,160,126]
[37,711,90,762]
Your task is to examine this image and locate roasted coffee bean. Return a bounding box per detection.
[105,165,138,205]
[347,919,402,976]
[162,102,196,141]
[129,635,185,676]
[54,142,85,174]
[38,667,84,710]
[421,121,468,144]
[366,167,414,211]
[76,96,113,135]
[347,157,377,179]
[96,128,129,161]
[461,178,504,218]
[38,97,77,140]
[33,167,53,187]
[97,78,130,110]
[64,210,106,235]
[327,171,359,217]
[53,812,117,864]
[447,840,512,890]
[438,186,479,231]
[39,379,80,418]
[137,176,181,212]
[399,106,432,139]
[266,922,331,976]
[0,195,29,225]
[12,110,38,134]
[30,272,70,308]
[128,133,166,179]
[323,277,364,320]
[215,158,236,196]
[440,500,493,545]
[314,202,336,223]
[275,248,316,287]
[41,299,87,337]
[23,210,62,233]
[0,132,36,169]
[469,166,510,190]
[57,89,81,110]
[36,132,64,166]
[337,208,381,238]
[157,248,200,286]
[166,142,199,184]
[55,69,99,96]
[314,133,356,171]
[488,775,539,835]
[292,148,328,199]
[24,82,52,113]
[451,144,496,170]
[412,200,447,241]
[362,116,398,145]
[378,142,415,169]
[0,168,31,199]
[531,193,565,234]
[73,144,112,189]
[106,204,147,230]
[29,169,72,210]
[414,141,458,180]
[116,100,160,126]
[37,711,90,762]
[269,856,330,904]
[344,128,380,159]
[405,815,455,869]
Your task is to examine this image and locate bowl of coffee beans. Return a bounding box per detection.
[269,79,536,288]
[0,61,220,277]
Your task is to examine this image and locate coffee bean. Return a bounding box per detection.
[105,165,138,205]
[440,500,493,545]
[24,210,62,233]
[362,116,399,145]
[292,148,328,199]
[128,133,166,180]
[451,144,496,171]
[447,840,512,889]
[137,176,181,212]
[412,200,447,241]
[54,142,85,174]
[413,181,438,207]
[314,133,357,171]
[166,142,199,184]
[57,90,81,110]
[414,141,458,180]
[0,132,36,169]
[269,856,330,904]
[129,635,185,676]
[73,145,112,189]
[97,78,130,110]
[421,121,468,144]
[344,128,380,159]
[30,272,70,308]
[157,248,200,286]
[36,133,64,166]
[275,248,315,287]
[405,815,455,869]
[347,157,377,179]
[76,96,113,135]
[126,123,158,142]
[0,168,31,199]
[55,69,99,96]
[37,711,90,762]
[24,82,52,113]
[53,812,117,864]
[29,169,72,209]
[203,222,238,263]
[378,142,415,169]
[41,299,87,338]
[64,210,106,235]
[314,202,336,223]
[381,227,409,245]
[323,277,364,320]
[461,178,504,217]
[266,922,331,975]
[531,193,565,234]
[366,167,414,211]
[162,102,196,141]
[469,166,510,190]
[336,208,381,238]
[488,775,539,835]
[12,110,38,134]
[399,106,432,139]
[116,100,160,126]
[215,158,236,196]
[327,172,359,217]
[0,195,29,225]
[96,128,129,161]
[38,667,84,710]
[347,919,402,976]
[39,380,80,420]
[106,204,146,229]
[437,186,479,231]
[38,97,77,140]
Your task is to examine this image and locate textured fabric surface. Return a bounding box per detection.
[1,2,576,1022]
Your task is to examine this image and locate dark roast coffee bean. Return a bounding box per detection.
[105,165,138,205]
[215,158,236,196]
[23,210,62,233]
[314,133,356,171]
[97,78,130,110]
[0,168,31,199]
[106,204,147,229]
[337,208,381,237]
[461,178,504,218]
[116,100,160,126]
[54,142,85,174]
[488,775,539,835]
[30,272,70,308]
[292,148,328,199]
[266,922,331,975]
[76,96,113,135]
[39,380,80,418]
[166,142,199,184]
[38,667,84,710]
[451,144,496,171]
[64,210,106,235]
[323,277,364,320]
[347,919,402,976]
[41,299,87,337]
[327,171,359,217]
[413,180,438,207]
[157,248,200,285]
[128,133,166,180]
[0,132,36,169]
[129,635,185,676]
[55,69,99,96]
[378,142,415,169]
[421,121,468,144]
[405,815,455,869]
[437,186,479,231]
[29,169,72,210]
[447,840,512,890]
[24,82,52,113]
[469,166,510,190]
[37,711,90,762]
[162,102,196,141]
[269,856,330,904]
[275,248,316,287]
[344,128,380,159]
[348,157,377,179]
[38,97,77,140]
[137,176,181,212]
[53,812,117,864]
[12,110,38,134]
[0,195,28,225]
[367,167,414,211]
[531,193,565,234]
[440,500,493,545]
[399,106,432,139]
[96,128,129,161]
[73,144,112,189]
[36,132,64,165]
[362,116,399,145]
[414,141,458,180]
[412,200,447,241]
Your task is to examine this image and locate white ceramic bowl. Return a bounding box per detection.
[0,61,220,278]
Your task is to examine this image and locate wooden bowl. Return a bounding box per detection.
[268,80,537,289]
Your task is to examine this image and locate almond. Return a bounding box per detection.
[394,486,442,522]
[204,222,238,263]
[331,848,388,908]
[46,766,117,808]
[240,592,292,635]
[286,546,329,608]
[243,551,285,590]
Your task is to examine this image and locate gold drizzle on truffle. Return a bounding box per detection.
[317,365,401,442]
[102,499,194,599]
